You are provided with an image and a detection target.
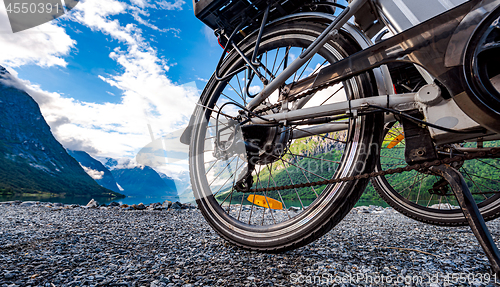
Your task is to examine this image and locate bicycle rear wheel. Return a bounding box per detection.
[189,20,383,251]
[372,121,500,226]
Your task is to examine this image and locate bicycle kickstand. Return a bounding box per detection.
[430,165,500,275]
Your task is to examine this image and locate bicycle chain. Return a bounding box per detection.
[250,147,500,193]
[247,76,499,193]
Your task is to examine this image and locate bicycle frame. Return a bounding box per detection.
[246,0,368,110]
[189,0,500,270]
[233,0,500,143]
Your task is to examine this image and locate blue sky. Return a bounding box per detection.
[0,0,223,175]
[11,2,221,102]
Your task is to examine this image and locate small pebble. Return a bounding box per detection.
[0,202,497,286]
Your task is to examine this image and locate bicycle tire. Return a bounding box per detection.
[371,122,500,226]
[189,20,384,251]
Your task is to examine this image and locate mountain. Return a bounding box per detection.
[104,157,118,170]
[111,166,178,200]
[0,66,124,199]
[67,150,121,193]
[158,170,194,203]
[290,133,346,158]
[158,172,179,192]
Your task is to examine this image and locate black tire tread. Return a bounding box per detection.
[371,177,500,227]
[190,20,382,252]
[200,184,365,253]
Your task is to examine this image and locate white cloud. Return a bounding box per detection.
[130,0,147,8]
[116,183,124,191]
[0,0,198,161]
[248,85,262,94]
[1,73,198,158]
[108,158,143,170]
[0,1,76,67]
[129,6,181,35]
[157,0,185,11]
[70,0,133,44]
[81,165,105,180]
[128,0,186,11]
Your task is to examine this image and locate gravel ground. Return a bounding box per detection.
[1,202,500,287]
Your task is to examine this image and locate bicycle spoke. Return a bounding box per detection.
[426,193,435,208]
[272,154,328,181]
[444,195,455,209]
[227,81,246,105]
[465,172,500,185]
[415,173,423,204]
[288,153,319,198]
[237,192,245,221]
[288,153,342,164]
[388,173,419,191]
[267,170,291,219]
[310,59,328,76]
[296,55,314,81]
[261,163,274,225]
[320,86,344,106]
[379,155,407,161]
[214,160,246,197]
[205,132,233,140]
[248,165,262,224]
[262,188,277,224]
[270,47,280,78]
[274,46,291,76]
[386,130,404,138]
[292,127,347,144]
[208,156,237,187]
[209,115,230,127]
[405,172,420,200]
[235,75,246,105]
[381,161,407,169]
[205,159,219,175]
[475,158,500,173]
[280,159,305,209]
[462,168,495,199]
[226,157,240,214]
[293,49,313,83]
[264,51,268,81]
[199,105,235,120]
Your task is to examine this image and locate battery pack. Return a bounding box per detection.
[375,0,468,32]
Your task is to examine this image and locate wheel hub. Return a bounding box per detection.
[240,123,291,165]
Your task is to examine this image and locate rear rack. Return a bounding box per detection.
[194,0,341,40]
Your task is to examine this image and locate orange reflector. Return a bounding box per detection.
[247,195,283,210]
[387,133,404,149]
